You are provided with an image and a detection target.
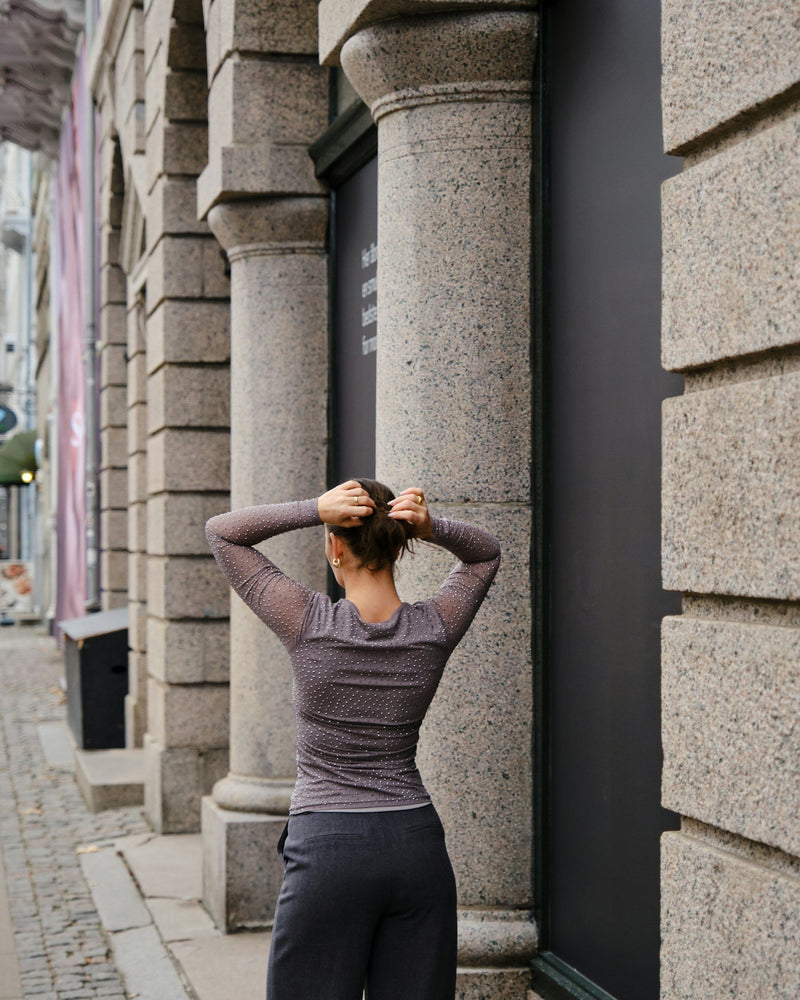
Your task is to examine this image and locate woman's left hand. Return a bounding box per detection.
[388,489,433,539]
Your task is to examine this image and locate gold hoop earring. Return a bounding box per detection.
[332,557,341,568]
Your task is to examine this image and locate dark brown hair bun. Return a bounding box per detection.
[328,478,414,572]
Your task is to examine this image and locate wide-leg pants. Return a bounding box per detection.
[266,805,457,1000]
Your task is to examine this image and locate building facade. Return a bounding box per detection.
[1,0,799,998]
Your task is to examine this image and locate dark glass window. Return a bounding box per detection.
[533,1,683,998]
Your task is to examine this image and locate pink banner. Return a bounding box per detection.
[54,43,87,633]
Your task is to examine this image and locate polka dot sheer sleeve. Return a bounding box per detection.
[427,517,501,649]
[205,498,322,649]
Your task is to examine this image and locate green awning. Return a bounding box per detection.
[0,429,37,485]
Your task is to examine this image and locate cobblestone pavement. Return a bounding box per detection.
[0,626,149,1000]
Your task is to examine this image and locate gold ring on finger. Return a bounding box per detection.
[416,495,423,504]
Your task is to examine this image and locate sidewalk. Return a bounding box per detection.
[0,626,270,1000]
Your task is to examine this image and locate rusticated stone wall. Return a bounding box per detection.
[141,0,231,832]
[660,2,800,996]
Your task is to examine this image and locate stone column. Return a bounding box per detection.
[197,0,328,931]
[320,5,537,997]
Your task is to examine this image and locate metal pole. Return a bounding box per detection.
[84,0,100,611]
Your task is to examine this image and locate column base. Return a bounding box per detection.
[456,968,532,999]
[144,734,229,833]
[202,794,287,932]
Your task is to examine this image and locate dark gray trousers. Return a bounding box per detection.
[266,805,457,1000]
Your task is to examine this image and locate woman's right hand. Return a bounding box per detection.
[388,488,433,539]
[317,481,376,526]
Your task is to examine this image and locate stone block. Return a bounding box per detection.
[197,64,326,211]
[75,749,145,812]
[100,342,128,388]
[207,57,327,149]
[127,301,146,357]
[128,600,148,654]
[102,191,124,230]
[100,425,128,469]
[147,617,229,684]
[100,384,128,429]
[662,0,800,153]
[167,22,207,71]
[115,3,144,72]
[147,176,208,242]
[663,117,800,371]
[100,507,128,551]
[128,401,148,457]
[662,374,800,599]
[100,262,127,305]
[101,549,128,592]
[173,0,204,23]
[143,0,167,77]
[147,553,230,618]
[145,61,165,137]
[661,831,800,999]
[662,616,800,857]
[115,49,145,126]
[129,500,147,556]
[119,107,146,164]
[146,235,228,309]
[128,551,148,603]
[146,299,230,371]
[103,589,128,610]
[148,120,209,189]
[127,351,148,408]
[127,451,147,505]
[101,225,122,268]
[147,428,231,494]
[100,467,128,509]
[147,491,231,556]
[203,0,317,79]
[203,0,220,82]
[455,969,532,1000]
[147,365,230,433]
[201,795,286,931]
[164,68,208,122]
[129,648,148,693]
[201,236,230,297]
[144,735,229,833]
[100,302,128,346]
[146,675,229,748]
[125,691,147,748]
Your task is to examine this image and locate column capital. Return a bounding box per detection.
[334,9,536,122]
[206,197,328,261]
[319,0,535,67]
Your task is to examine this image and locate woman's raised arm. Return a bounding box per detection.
[205,498,321,649]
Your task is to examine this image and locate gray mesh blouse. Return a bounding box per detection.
[205,499,501,814]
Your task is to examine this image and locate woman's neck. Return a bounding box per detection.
[342,568,401,623]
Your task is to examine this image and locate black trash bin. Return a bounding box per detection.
[60,606,128,750]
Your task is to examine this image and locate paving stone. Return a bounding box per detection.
[0,628,155,1000]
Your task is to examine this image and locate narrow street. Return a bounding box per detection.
[0,626,147,1000]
